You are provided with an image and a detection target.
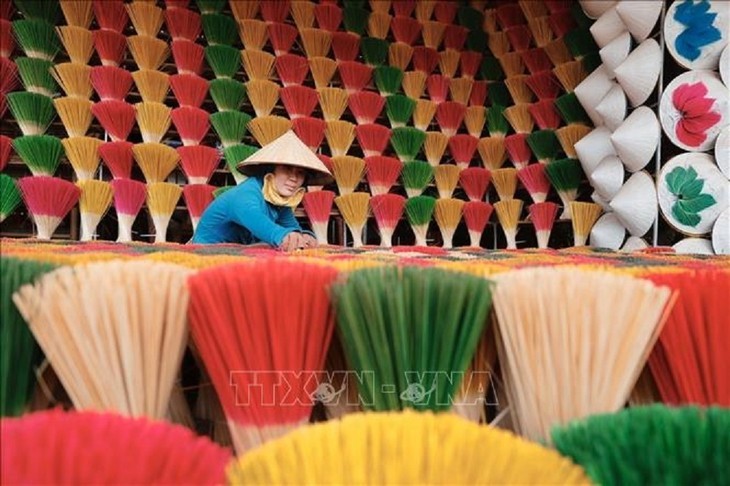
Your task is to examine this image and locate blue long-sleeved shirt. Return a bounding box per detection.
[192,176,304,245]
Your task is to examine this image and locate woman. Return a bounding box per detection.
[192,131,333,250]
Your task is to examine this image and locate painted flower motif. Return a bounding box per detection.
[666,165,716,227]
[672,82,721,147]
[674,0,722,61]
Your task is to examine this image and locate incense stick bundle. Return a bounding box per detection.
[292,116,326,152]
[330,155,365,195]
[17,176,80,240]
[492,267,675,442]
[51,62,92,99]
[99,140,133,179]
[248,115,292,147]
[347,90,384,125]
[477,137,507,170]
[335,192,370,247]
[227,410,589,484]
[529,201,558,249]
[16,57,56,98]
[517,163,550,203]
[569,201,602,246]
[370,193,405,247]
[188,260,338,453]
[424,131,448,166]
[91,65,132,101]
[0,175,22,223]
[388,41,413,71]
[491,168,518,201]
[93,29,127,67]
[76,179,113,241]
[0,256,57,417]
[434,164,460,199]
[13,260,192,416]
[245,79,280,117]
[60,0,93,28]
[171,106,209,146]
[463,200,493,247]
[127,35,169,71]
[355,124,390,158]
[54,97,92,138]
[401,160,433,198]
[132,142,179,183]
[171,39,204,75]
[325,119,355,157]
[318,87,349,122]
[434,198,464,248]
[405,195,435,246]
[302,189,334,244]
[223,144,256,184]
[291,0,315,30]
[7,92,56,136]
[132,69,169,104]
[178,145,219,185]
[111,178,146,242]
[126,1,164,37]
[236,18,267,51]
[402,70,426,99]
[308,56,337,89]
[61,136,102,180]
[241,49,275,81]
[183,183,215,231]
[494,198,522,249]
[1,409,232,484]
[300,27,332,58]
[135,101,172,144]
[413,99,437,132]
[146,182,182,243]
[367,11,391,39]
[56,25,93,65]
[545,158,583,219]
[13,135,63,176]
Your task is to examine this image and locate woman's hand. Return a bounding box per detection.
[279,232,306,251]
[301,234,317,248]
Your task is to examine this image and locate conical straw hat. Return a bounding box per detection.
[716,127,729,179]
[721,45,729,86]
[580,0,618,19]
[615,1,662,42]
[664,0,729,70]
[614,38,661,107]
[611,106,660,172]
[673,237,714,255]
[609,170,657,236]
[599,31,632,78]
[589,154,624,199]
[590,212,626,250]
[660,70,729,152]
[595,83,627,131]
[590,7,627,48]
[591,191,612,212]
[712,207,729,254]
[621,235,648,252]
[237,130,334,185]
[574,65,614,126]
[657,153,728,236]
[575,126,616,176]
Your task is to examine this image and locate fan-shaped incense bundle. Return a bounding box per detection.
[231,1,261,22]
[413,99,437,132]
[433,164,460,199]
[54,97,92,138]
[330,266,495,410]
[292,117,326,151]
[385,94,415,128]
[331,31,360,62]
[132,142,179,183]
[178,145,219,185]
[17,176,80,240]
[93,29,127,67]
[274,53,308,88]
[13,135,63,176]
[248,115,292,147]
[246,79,280,117]
[51,62,91,99]
[210,111,251,148]
[494,198,522,249]
[449,134,479,170]
[556,124,591,159]
[401,160,433,198]
[463,200,492,247]
[76,179,113,241]
[463,106,486,138]
[308,56,337,89]
[545,157,583,219]
[171,39,204,75]
[434,197,464,248]
[529,201,558,248]
[205,44,240,79]
[492,267,675,442]
[55,26,92,66]
[90,65,132,102]
[325,120,355,157]
[135,102,171,144]
[132,69,169,104]
[223,143,255,184]
[61,136,102,180]
[424,131,448,166]
[127,35,169,71]
[164,6,201,42]
[491,167,518,201]
[241,49,275,81]
[331,155,365,195]
[60,0,93,28]
[355,124,390,158]
[300,27,332,58]
[126,1,164,37]
[370,193,404,247]
[7,91,56,136]
[13,19,61,62]
[367,11,391,39]
[335,192,370,247]
[183,183,215,231]
[13,260,191,415]
[374,65,403,97]
[388,41,413,71]
[302,189,334,244]
[0,175,22,223]
[477,137,507,170]
[187,261,338,453]
[228,410,588,484]
[1,409,231,484]
[435,101,465,137]
[146,182,181,243]
[402,69,426,99]
[318,87,349,122]
[202,13,239,47]
[404,195,435,246]
[449,77,474,105]
[111,178,144,242]
[503,103,534,135]
[236,18,267,51]
[291,0,315,30]
[171,106,209,146]
[16,57,56,98]
[569,201,602,246]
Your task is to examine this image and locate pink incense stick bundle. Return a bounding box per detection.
[169,73,208,108]
[365,155,401,196]
[348,91,385,125]
[183,183,215,231]
[518,163,551,203]
[529,201,558,248]
[463,200,493,247]
[177,145,220,185]
[449,134,479,170]
[171,40,205,76]
[164,7,201,42]
[18,176,81,240]
[111,178,146,242]
[171,106,210,146]
[90,66,133,101]
[292,117,326,152]
[504,133,532,169]
[355,124,391,157]
[92,100,135,142]
[302,190,335,244]
[275,54,309,87]
[371,193,405,247]
[459,167,492,202]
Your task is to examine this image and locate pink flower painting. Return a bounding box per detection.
[672,82,721,147]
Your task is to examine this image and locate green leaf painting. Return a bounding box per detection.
[666,166,716,227]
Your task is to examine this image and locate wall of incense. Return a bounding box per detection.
[0,0,728,252]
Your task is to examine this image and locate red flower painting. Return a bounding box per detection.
[672,82,721,147]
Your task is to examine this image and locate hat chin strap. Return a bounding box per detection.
[262,173,305,208]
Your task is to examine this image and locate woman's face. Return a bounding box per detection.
[272,165,307,197]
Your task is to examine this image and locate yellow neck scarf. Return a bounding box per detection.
[262,173,305,208]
